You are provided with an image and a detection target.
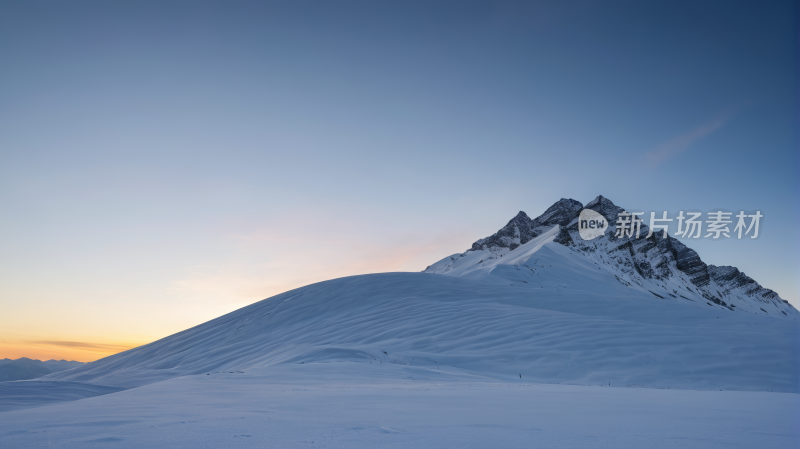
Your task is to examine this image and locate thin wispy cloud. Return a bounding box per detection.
[646,110,736,167]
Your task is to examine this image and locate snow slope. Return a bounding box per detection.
[35,268,798,393]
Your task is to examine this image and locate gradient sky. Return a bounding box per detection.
[1,0,797,362]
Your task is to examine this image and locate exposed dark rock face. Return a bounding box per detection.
[662,236,710,287]
[471,211,535,251]
[471,199,583,251]
[553,226,575,246]
[585,195,625,223]
[708,265,781,302]
[533,198,584,228]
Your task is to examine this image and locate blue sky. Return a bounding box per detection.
[1,0,797,360]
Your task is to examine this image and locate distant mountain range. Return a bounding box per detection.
[0,358,84,382]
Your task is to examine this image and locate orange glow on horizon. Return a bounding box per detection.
[1,340,144,363]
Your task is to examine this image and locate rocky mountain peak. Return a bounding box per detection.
[509,211,531,223]
[470,198,583,252]
[585,195,625,222]
[532,198,583,227]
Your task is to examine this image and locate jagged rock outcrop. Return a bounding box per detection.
[471,199,582,251]
[585,195,625,222]
[663,237,710,287]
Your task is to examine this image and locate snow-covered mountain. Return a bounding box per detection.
[32,196,797,396]
[426,195,798,319]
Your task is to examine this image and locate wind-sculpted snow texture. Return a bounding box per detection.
[36,204,798,394]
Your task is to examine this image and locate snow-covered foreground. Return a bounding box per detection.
[1,362,797,449]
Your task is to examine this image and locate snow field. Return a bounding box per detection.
[1,362,796,449]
